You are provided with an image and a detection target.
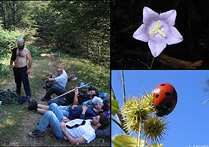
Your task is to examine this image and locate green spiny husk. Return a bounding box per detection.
[143,115,168,143]
[121,91,155,133]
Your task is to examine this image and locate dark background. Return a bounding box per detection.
[111,0,209,69]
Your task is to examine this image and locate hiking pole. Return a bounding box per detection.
[50,82,91,101]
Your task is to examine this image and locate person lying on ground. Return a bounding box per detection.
[43,63,68,90]
[28,100,108,120]
[82,96,104,105]
[28,111,109,144]
[41,86,98,105]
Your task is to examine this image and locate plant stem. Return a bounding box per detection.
[121,70,126,102]
[137,59,149,69]
[138,118,143,147]
[148,57,155,69]
[203,99,209,104]
[111,117,129,135]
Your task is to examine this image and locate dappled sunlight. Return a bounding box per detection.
[40,53,54,57]
[5,118,15,126]
[0,118,15,128]
[0,80,8,86]
[29,75,35,79]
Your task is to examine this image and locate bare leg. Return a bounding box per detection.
[37,104,49,110]
[37,108,47,115]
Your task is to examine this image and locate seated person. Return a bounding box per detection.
[28,111,109,144]
[41,86,98,106]
[43,63,68,90]
[29,101,108,120]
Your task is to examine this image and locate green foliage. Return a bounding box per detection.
[0,1,110,68]
[0,1,36,30]
[37,1,110,67]
[111,100,119,115]
[0,26,23,58]
[0,63,10,77]
[27,46,41,60]
[113,135,146,147]
[152,143,164,147]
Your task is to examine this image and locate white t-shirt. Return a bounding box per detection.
[64,119,95,144]
[54,70,68,88]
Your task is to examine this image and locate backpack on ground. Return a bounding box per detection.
[0,89,18,105]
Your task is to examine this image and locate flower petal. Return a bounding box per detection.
[159,10,176,26]
[133,24,149,42]
[143,7,159,25]
[148,40,167,57]
[166,27,183,45]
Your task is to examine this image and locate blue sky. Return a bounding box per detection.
[111,70,209,147]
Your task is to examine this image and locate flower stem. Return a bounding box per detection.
[148,57,155,69]
[137,59,149,69]
[138,118,143,147]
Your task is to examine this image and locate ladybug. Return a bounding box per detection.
[153,83,177,117]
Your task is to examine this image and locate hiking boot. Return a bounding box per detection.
[40,96,52,102]
[28,99,38,111]
[28,129,44,138]
[40,97,48,102]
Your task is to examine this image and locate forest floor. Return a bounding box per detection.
[0,49,110,146]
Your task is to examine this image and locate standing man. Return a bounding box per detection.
[10,38,32,99]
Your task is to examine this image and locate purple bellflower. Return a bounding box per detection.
[133,7,183,57]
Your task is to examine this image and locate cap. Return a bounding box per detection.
[18,38,25,43]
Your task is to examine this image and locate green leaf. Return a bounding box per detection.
[111,138,126,147]
[111,99,119,115]
[151,143,164,147]
[112,134,146,147]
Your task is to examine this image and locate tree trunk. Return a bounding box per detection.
[9,1,16,31]
[1,1,7,29]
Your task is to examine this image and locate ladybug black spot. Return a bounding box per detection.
[156,94,159,98]
[160,84,166,86]
[166,102,173,108]
[165,92,171,96]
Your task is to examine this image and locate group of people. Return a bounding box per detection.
[9,38,110,145]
